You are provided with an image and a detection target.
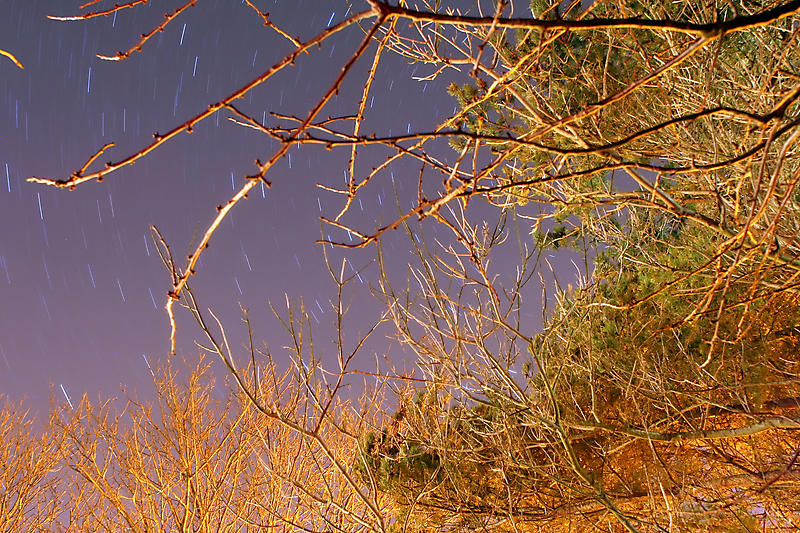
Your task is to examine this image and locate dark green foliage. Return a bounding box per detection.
[355,429,440,491]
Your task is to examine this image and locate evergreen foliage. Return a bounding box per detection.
[359,0,800,530]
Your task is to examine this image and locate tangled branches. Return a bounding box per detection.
[29,0,800,530]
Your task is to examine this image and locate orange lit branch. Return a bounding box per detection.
[96,0,198,61]
[369,0,800,37]
[0,49,24,69]
[242,0,305,51]
[29,8,377,189]
[160,14,387,356]
[48,0,149,21]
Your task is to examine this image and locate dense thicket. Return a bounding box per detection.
[356,0,800,530]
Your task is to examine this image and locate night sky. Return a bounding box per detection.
[1,0,553,414]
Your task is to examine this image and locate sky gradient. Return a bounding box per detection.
[1,0,557,415]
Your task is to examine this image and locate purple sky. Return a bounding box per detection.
[1,0,563,415]
[0,0,459,411]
